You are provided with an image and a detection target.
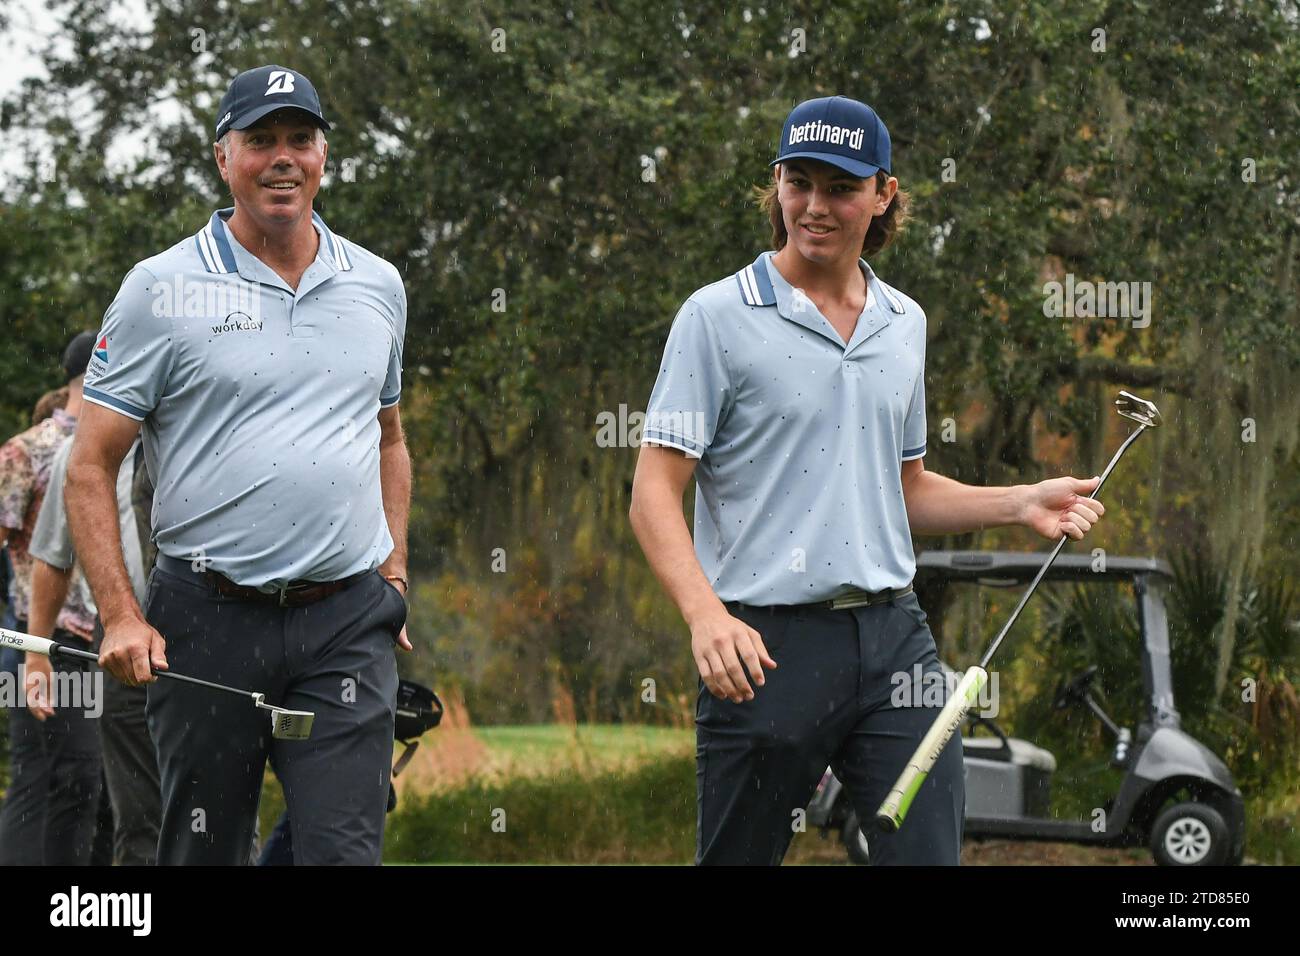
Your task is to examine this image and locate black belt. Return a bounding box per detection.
[729,583,913,615]
[156,553,371,608]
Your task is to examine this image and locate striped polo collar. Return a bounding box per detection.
[736,251,905,315]
[195,207,353,275]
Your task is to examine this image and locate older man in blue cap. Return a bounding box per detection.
[66,65,412,865]
[630,96,1106,865]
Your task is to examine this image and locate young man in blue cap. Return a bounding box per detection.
[66,65,412,865]
[630,96,1106,865]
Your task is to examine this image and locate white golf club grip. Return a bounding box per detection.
[876,666,987,832]
[0,627,55,657]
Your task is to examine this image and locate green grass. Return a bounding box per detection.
[473,724,691,774]
[253,722,1298,865]
[383,749,696,864]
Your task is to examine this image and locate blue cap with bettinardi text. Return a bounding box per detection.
[214,65,331,141]
[770,96,891,178]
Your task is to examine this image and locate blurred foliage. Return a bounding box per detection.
[975,549,1298,824]
[0,0,1296,811]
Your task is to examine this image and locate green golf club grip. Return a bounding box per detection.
[876,666,987,832]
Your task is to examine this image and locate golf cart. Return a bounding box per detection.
[806,551,1246,866]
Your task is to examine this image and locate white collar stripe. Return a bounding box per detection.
[332,233,352,271]
[194,231,217,273]
[879,283,905,314]
[198,226,226,274]
[741,266,761,305]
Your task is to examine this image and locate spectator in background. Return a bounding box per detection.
[0,331,96,865]
[26,436,157,864]
[0,383,69,630]
[1,388,67,652]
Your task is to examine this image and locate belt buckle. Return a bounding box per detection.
[278,582,312,607]
[829,589,873,611]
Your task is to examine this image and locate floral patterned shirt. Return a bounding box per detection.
[0,408,93,637]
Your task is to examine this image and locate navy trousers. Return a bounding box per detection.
[144,562,404,865]
[0,621,104,866]
[696,591,965,865]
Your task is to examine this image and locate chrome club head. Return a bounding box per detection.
[253,693,316,740]
[1115,391,1162,429]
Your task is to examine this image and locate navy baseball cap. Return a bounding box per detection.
[771,96,891,178]
[215,65,330,141]
[61,330,96,381]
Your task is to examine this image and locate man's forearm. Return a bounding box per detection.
[28,560,72,638]
[65,460,140,627]
[903,469,1026,535]
[630,487,725,626]
[378,437,411,577]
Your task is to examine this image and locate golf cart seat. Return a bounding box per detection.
[962,735,1057,773]
[962,720,1057,819]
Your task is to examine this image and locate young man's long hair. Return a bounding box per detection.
[756,169,911,259]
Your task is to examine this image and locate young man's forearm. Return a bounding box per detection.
[65,460,140,627]
[28,560,72,638]
[903,468,1026,535]
[378,436,411,579]
[629,487,726,626]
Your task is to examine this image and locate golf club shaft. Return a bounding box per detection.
[978,422,1148,669]
[877,420,1152,833]
[1,627,257,701]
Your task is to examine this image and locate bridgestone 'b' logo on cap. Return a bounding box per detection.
[265,71,296,95]
[788,121,865,150]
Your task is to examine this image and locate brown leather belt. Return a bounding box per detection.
[156,553,371,608]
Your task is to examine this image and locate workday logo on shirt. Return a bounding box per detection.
[150,275,264,329]
[211,312,264,335]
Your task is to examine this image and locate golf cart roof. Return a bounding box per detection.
[916,551,1173,582]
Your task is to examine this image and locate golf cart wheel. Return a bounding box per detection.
[841,812,872,866]
[1150,802,1230,867]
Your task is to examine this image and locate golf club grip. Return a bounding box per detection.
[0,627,56,656]
[875,666,987,833]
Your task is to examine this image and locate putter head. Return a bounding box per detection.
[1115,391,1162,429]
[252,693,316,741]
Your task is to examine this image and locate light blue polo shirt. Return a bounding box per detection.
[82,208,406,589]
[643,251,927,604]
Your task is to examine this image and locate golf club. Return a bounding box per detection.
[0,627,315,740]
[875,390,1162,833]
